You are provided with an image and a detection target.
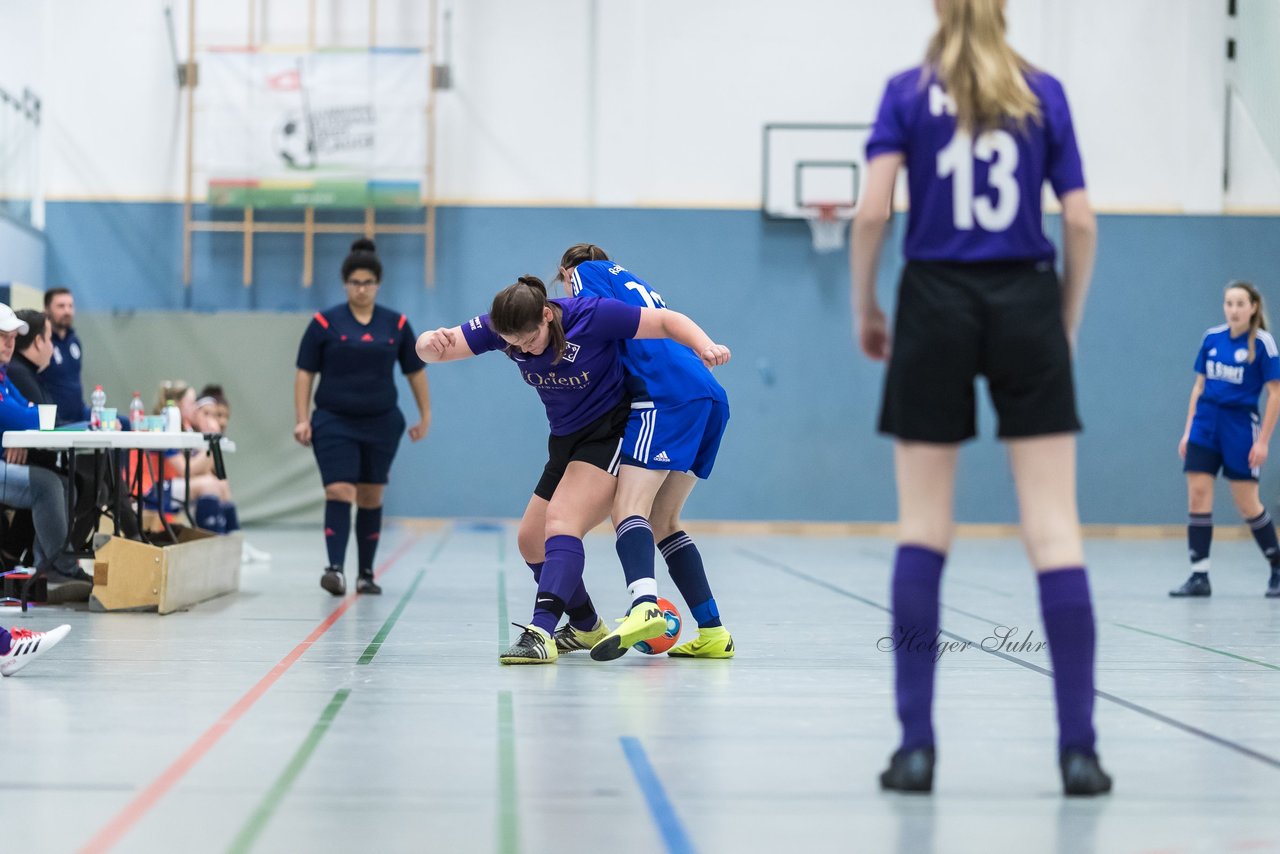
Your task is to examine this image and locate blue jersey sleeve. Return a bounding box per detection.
[582,297,641,340]
[1194,334,1210,375]
[1041,75,1086,197]
[297,315,326,372]
[0,378,39,433]
[1262,342,1280,383]
[570,263,614,299]
[865,73,910,160]
[396,315,424,375]
[460,314,505,355]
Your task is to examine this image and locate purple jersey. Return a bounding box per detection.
[866,66,1085,263]
[460,297,641,435]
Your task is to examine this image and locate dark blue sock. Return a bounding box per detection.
[222,502,240,533]
[532,535,586,636]
[616,516,657,606]
[1188,512,1212,570]
[1247,510,1280,568]
[1037,567,1098,755]
[0,626,10,656]
[658,531,720,628]
[890,544,945,753]
[196,495,224,533]
[355,506,382,573]
[324,500,351,569]
[527,560,597,630]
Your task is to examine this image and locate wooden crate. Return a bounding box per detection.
[90,526,241,614]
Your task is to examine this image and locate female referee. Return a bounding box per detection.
[416,276,729,664]
[1172,281,1280,599]
[294,238,431,596]
[852,0,1109,795]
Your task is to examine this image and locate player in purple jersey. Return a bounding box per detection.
[295,239,432,597]
[852,0,1109,795]
[416,276,730,664]
[556,243,735,661]
[1172,281,1280,599]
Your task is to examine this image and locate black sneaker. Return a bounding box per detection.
[320,567,345,596]
[45,567,93,605]
[1060,750,1112,796]
[1266,572,1280,598]
[1169,574,1211,597]
[879,746,935,793]
[499,624,557,665]
[356,571,381,595]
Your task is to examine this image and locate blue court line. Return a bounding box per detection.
[619,737,697,854]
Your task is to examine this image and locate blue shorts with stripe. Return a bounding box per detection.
[1184,401,1259,481]
[622,398,729,479]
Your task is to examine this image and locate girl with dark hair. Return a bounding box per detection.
[295,238,431,596]
[853,0,1108,795]
[1172,281,1280,599]
[417,275,730,664]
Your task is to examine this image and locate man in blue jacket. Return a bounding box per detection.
[39,288,91,425]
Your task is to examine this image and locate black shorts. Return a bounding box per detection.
[534,398,629,501]
[879,260,1081,442]
[311,407,405,485]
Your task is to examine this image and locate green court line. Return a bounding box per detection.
[497,691,520,854]
[1114,622,1280,671]
[497,533,506,564]
[357,569,426,665]
[427,527,453,562]
[497,571,510,651]
[226,689,351,854]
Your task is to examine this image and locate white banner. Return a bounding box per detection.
[197,50,427,206]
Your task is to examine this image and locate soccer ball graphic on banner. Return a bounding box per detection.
[633,597,683,655]
[275,115,317,170]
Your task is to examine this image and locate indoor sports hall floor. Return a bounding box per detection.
[4,522,1278,854]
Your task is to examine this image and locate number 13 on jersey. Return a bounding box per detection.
[931,84,1020,232]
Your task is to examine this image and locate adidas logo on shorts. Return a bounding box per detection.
[654,451,670,462]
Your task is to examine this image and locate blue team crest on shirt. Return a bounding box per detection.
[561,341,581,363]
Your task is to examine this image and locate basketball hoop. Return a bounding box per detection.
[802,203,854,253]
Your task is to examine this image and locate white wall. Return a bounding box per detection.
[7,0,1278,210]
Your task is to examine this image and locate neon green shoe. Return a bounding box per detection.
[553,619,609,653]
[667,626,735,658]
[590,602,668,662]
[500,624,558,664]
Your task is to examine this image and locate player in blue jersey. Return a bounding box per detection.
[1172,281,1280,599]
[556,244,735,661]
[852,0,1109,796]
[294,239,432,597]
[416,276,730,664]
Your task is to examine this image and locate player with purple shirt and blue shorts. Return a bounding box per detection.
[416,276,730,664]
[1171,281,1280,599]
[851,0,1110,795]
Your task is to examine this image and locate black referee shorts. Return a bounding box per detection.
[878,260,1081,443]
[534,398,629,501]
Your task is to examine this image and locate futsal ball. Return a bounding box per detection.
[633,597,682,655]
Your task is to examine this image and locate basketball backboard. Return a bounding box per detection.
[761,122,872,219]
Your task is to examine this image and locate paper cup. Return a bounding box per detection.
[38,404,57,430]
[100,408,118,430]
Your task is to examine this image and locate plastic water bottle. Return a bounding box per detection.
[89,385,106,431]
[130,392,146,431]
[164,398,182,432]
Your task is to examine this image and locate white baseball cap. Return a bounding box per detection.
[0,304,29,335]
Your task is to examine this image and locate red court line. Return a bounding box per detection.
[79,532,425,854]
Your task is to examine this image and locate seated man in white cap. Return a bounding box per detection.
[0,303,92,603]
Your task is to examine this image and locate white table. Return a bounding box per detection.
[1,430,236,547]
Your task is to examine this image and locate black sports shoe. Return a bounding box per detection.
[1060,750,1112,796]
[1266,571,1280,598]
[879,747,935,793]
[356,571,381,595]
[499,624,557,664]
[320,566,345,596]
[1169,574,1211,597]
